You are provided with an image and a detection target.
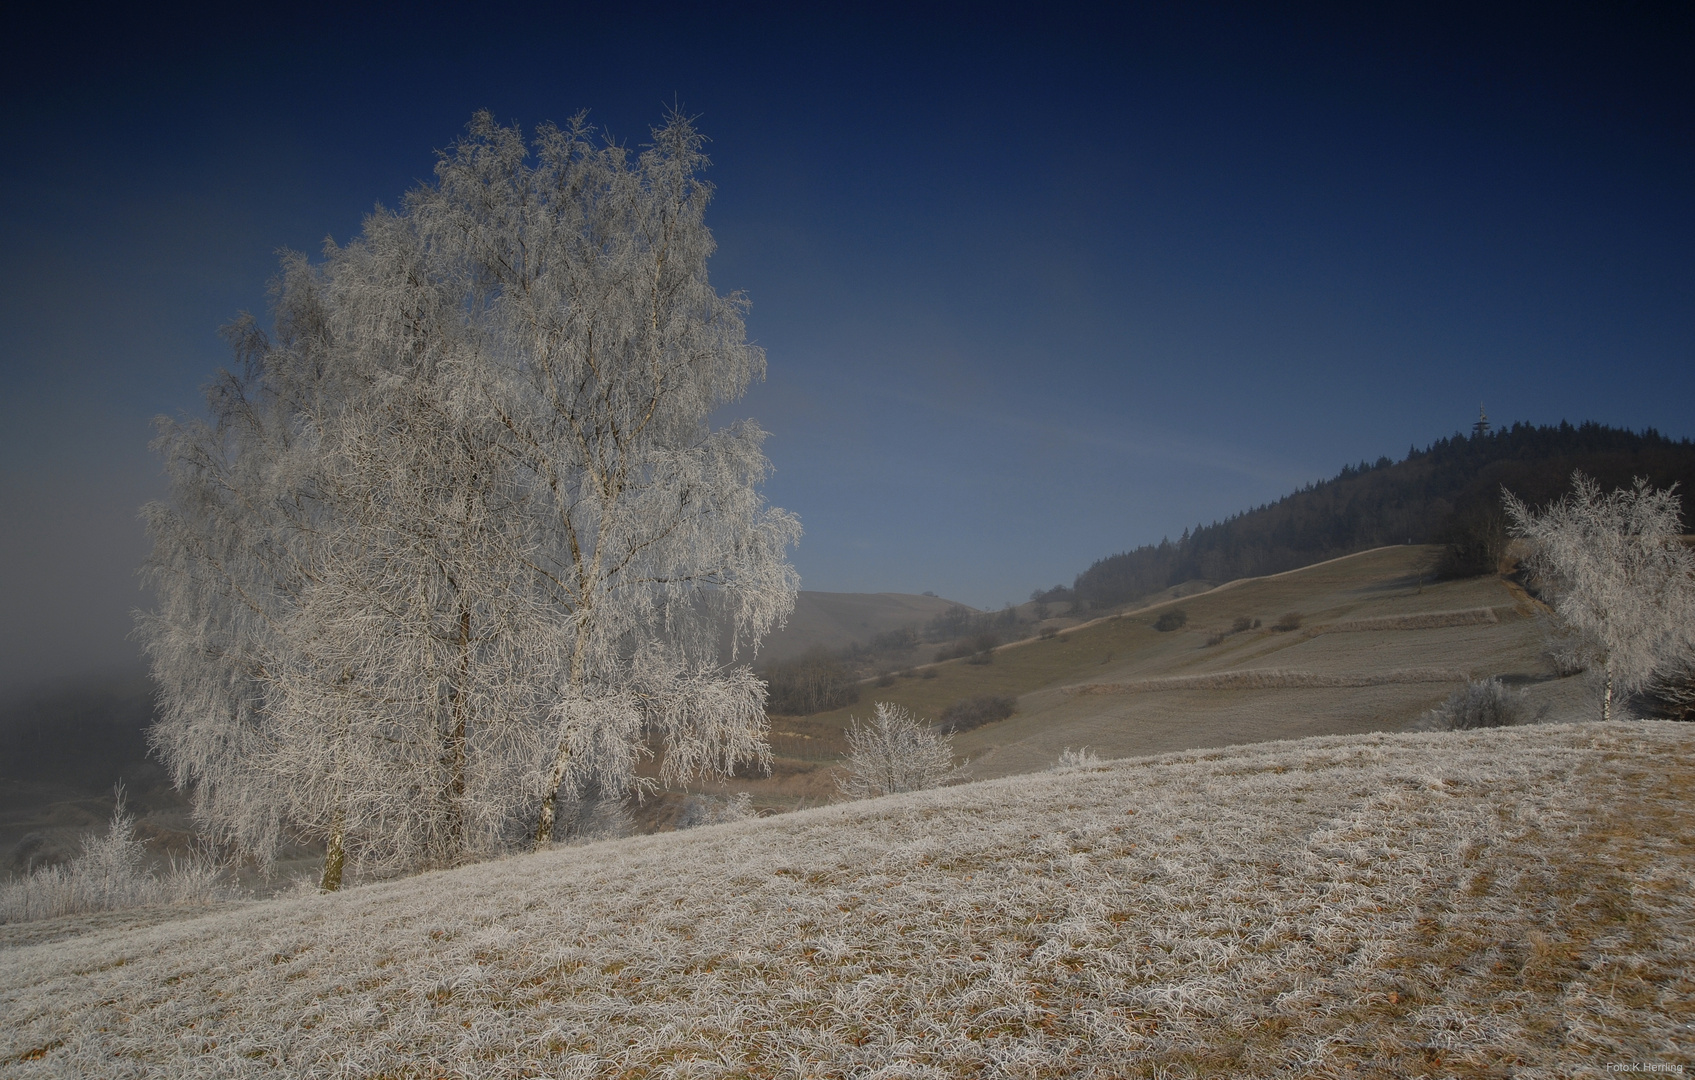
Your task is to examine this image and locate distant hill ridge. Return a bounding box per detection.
[1073,420,1695,609]
[748,591,974,666]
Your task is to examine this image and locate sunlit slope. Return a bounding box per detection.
[776,546,1574,779]
[4,722,1690,1077]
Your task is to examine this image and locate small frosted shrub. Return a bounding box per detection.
[1634,652,1695,722]
[1272,611,1303,632]
[677,792,754,829]
[0,789,235,924]
[838,702,955,799]
[1540,615,1589,677]
[1427,677,1540,730]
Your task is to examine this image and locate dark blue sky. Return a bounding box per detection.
[2,3,1691,691]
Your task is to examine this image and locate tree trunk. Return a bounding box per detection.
[534,739,570,846]
[536,600,593,848]
[320,809,346,892]
[437,605,472,866]
[1602,660,1614,722]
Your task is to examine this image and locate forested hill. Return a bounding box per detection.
[1071,421,1695,609]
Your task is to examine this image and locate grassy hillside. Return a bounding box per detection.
[754,545,1577,798]
[4,721,1690,1077]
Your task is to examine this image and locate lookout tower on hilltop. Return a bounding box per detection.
[1472,404,1492,438]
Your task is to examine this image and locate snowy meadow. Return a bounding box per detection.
[4,721,1691,1078]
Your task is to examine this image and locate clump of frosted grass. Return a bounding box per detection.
[1053,746,1104,769]
[0,790,234,924]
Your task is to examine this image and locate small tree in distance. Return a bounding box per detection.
[1504,472,1695,721]
[837,703,955,799]
[1153,609,1187,632]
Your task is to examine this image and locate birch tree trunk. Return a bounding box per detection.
[320,808,347,893]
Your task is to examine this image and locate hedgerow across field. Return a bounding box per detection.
[1071,667,1473,695]
[3,722,1692,1078]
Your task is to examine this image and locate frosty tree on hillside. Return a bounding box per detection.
[838,703,956,798]
[1504,472,1695,721]
[139,111,799,888]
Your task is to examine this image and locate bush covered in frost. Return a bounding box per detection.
[1426,677,1542,731]
[1633,652,1695,722]
[676,792,754,829]
[550,787,637,844]
[837,703,956,799]
[0,790,233,923]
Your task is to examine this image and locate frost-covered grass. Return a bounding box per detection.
[4,722,1692,1078]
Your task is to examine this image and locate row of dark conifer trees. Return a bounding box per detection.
[1072,422,1695,609]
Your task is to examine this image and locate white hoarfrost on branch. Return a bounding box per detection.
[837,702,957,799]
[138,110,799,889]
[1504,471,1695,721]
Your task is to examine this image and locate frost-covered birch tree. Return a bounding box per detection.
[140,110,798,887]
[1504,472,1695,721]
[405,112,799,842]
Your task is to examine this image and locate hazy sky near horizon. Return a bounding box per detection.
[2,3,1692,692]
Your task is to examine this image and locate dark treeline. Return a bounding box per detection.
[1073,421,1695,609]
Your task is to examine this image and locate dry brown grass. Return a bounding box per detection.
[1071,667,1473,694]
[1318,606,1501,634]
[767,547,1576,787]
[1280,736,1695,1077]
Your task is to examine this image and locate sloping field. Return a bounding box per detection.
[4,722,1691,1078]
[762,547,1587,786]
